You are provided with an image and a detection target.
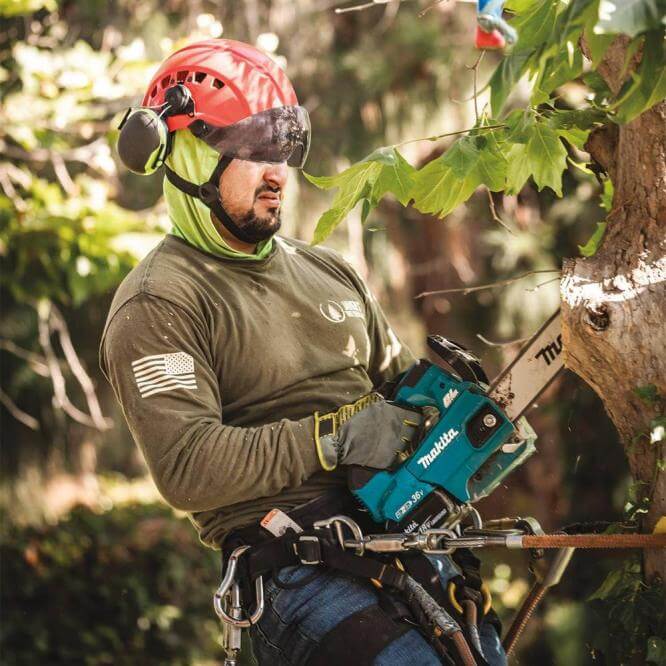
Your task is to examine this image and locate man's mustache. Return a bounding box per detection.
[255,184,281,198]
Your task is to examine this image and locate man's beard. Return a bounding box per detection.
[233,207,281,242]
[229,185,282,242]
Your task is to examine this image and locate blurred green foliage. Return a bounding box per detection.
[0,502,226,665]
[0,182,139,305]
[588,558,666,664]
[0,2,165,463]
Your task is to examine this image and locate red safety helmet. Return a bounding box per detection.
[143,38,299,131]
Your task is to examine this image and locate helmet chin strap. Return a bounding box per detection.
[164,156,270,246]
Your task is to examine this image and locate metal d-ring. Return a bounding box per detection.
[213,545,265,627]
[313,514,365,555]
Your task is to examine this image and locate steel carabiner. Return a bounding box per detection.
[213,545,265,628]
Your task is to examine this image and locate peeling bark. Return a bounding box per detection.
[561,38,666,583]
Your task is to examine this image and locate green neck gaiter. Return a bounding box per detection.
[164,130,273,261]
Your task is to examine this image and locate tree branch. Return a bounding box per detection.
[0,165,27,212]
[0,339,49,377]
[50,152,78,197]
[0,138,108,168]
[486,188,515,234]
[395,123,505,148]
[526,276,561,292]
[36,300,112,431]
[467,49,485,124]
[0,389,40,431]
[415,269,560,299]
[49,305,112,431]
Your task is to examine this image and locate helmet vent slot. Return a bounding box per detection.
[212,78,225,89]
[194,71,207,83]
[176,70,188,82]
[161,75,172,88]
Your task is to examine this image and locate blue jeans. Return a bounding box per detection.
[249,554,506,665]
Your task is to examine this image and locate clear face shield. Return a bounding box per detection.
[189,105,311,168]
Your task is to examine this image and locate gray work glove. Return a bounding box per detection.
[314,392,424,471]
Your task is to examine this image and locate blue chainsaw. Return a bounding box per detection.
[349,311,564,534]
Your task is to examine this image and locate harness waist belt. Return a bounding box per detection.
[222,490,409,591]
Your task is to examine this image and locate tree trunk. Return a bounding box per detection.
[561,37,666,583]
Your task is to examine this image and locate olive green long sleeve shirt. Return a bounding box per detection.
[100,234,414,548]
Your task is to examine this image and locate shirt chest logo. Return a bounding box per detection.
[319,299,364,323]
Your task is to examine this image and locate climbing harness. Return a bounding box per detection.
[213,508,666,665]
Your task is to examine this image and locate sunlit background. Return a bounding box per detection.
[1,1,636,664]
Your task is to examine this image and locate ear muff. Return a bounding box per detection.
[117,108,170,175]
[117,84,193,175]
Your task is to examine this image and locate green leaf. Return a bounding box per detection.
[633,384,660,404]
[361,198,372,224]
[532,48,585,103]
[594,0,666,37]
[582,70,613,105]
[505,109,535,143]
[488,0,562,115]
[583,1,616,65]
[310,206,355,246]
[474,133,508,191]
[303,172,347,190]
[560,127,592,148]
[370,148,417,206]
[504,143,532,194]
[614,29,666,123]
[305,147,415,243]
[363,146,400,166]
[578,222,607,256]
[410,138,482,218]
[585,30,616,65]
[511,0,559,49]
[548,108,609,130]
[489,50,536,117]
[555,0,599,46]
[305,160,383,244]
[588,568,624,601]
[525,121,568,195]
[501,113,569,194]
[410,131,508,217]
[504,0,539,12]
[548,108,608,148]
[600,178,614,211]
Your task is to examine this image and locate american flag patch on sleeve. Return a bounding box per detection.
[131,351,198,398]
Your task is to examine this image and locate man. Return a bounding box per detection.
[101,39,505,665]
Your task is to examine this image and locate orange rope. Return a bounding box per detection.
[520,533,666,549]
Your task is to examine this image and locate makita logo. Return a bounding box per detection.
[443,388,459,409]
[535,334,563,366]
[417,428,459,469]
